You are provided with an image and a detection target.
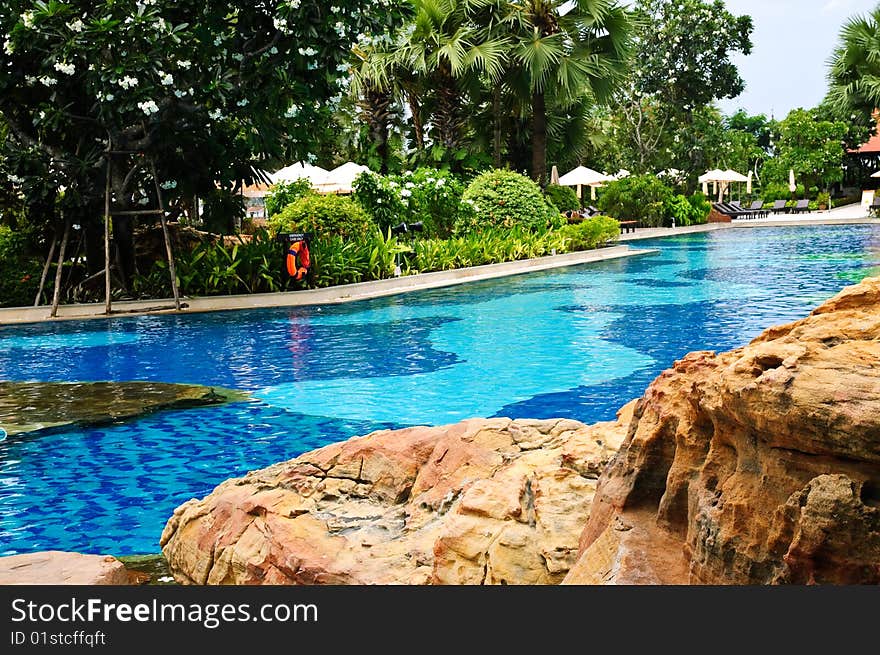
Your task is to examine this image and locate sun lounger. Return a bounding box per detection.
[790,199,810,214]
[770,200,788,214]
[748,200,769,218]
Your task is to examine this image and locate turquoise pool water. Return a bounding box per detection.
[1,225,879,555]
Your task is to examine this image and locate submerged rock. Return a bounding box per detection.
[0,381,246,437]
[566,276,880,585]
[0,551,134,585]
[161,413,630,585]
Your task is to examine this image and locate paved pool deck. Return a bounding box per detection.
[4,212,878,326]
[0,244,658,325]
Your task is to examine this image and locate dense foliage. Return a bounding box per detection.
[264,179,313,218]
[598,174,672,227]
[0,0,407,284]
[0,224,41,306]
[545,184,581,212]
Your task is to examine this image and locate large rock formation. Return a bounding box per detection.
[0,381,245,438]
[161,413,630,585]
[162,276,880,585]
[566,276,880,584]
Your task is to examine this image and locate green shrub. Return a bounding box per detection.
[598,174,674,227]
[310,230,406,287]
[817,191,831,208]
[352,171,407,232]
[0,226,42,307]
[686,193,711,224]
[544,184,580,213]
[557,216,620,250]
[268,194,374,241]
[397,168,466,238]
[455,169,560,235]
[808,185,819,199]
[664,194,693,227]
[264,178,313,217]
[133,229,290,298]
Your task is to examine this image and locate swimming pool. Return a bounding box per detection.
[1,225,879,555]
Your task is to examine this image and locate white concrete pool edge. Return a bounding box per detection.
[0,245,658,325]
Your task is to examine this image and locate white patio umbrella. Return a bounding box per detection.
[747,171,753,195]
[270,162,329,186]
[550,165,560,185]
[789,169,797,194]
[314,162,371,194]
[700,169,748,201]
[558,166,613,201]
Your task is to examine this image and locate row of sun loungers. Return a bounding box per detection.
[713,199,811,220]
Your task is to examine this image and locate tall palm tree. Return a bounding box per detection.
[500,0,633,183]
[353,0,508,169]
[828,7,880,117]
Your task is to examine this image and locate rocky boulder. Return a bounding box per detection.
[0,551,134,585]
[566,276,880,585]
[161,413,630,585]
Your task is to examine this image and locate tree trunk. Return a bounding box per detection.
[108,157,136,290]
[362,88,392,174]
[406,92,425,153]
[531,91,547,185]
[493,87,502,169]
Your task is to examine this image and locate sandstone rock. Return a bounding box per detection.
[0,551,133,585]
[0,381,246,438]
[161,410,631,585]
[566,276,880,585]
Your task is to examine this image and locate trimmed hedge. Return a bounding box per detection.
[456,169,561,234]
[268,194,374,241]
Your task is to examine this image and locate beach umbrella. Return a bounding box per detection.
[789,169,796,194]
[747,171,753,195]
[314,162,371,194]
[270,162,329,186]
[550,165,560,185]
[558,166,613,201]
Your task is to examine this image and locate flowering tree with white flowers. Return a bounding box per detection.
[0,0,405,287]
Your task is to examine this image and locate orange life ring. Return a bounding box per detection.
[286,240,310,280]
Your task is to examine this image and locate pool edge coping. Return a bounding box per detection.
[1,245,658,325]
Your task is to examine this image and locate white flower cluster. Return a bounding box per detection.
[54,61,75,76]
[273,17,288,32]
[176,59,191,69]
[208,108,224,119]
[97,91,115,102]
[138,99,159,115]
[159,71,173,85]
[160,180,177,190]
[298,46,317,56]
[236,98,248,106]
[118,76,139,89]
[284,104,300,118]
[67,18,84,33]
[39,76,57,87]
[3,39,13,55]
[20,12,35,29]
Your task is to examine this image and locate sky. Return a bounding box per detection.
[716,0,879,119]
